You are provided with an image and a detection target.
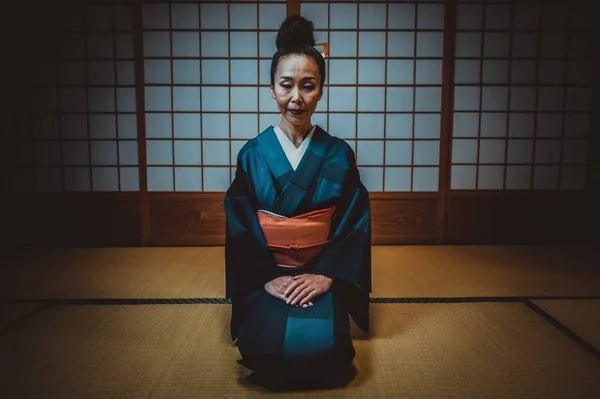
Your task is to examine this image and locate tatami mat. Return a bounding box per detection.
[3,246,600,300]
[531,299,600,351]
[0,302,46,331]
[1,247,225,299]
[373,245,600,298]
[2,302,600,398]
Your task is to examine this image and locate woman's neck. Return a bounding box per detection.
[278,119,312,148]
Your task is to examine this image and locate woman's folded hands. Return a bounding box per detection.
[264,274,333,308]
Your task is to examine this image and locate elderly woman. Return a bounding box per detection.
[224,15,371,385]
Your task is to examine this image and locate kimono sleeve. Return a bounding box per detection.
[316,145,372,293]
[224,155,277,298]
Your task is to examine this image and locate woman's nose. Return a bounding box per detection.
[291,88,302,103]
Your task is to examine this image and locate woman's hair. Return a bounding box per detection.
[270,15,326,89]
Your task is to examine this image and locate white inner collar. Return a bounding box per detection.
[273,125,316,170]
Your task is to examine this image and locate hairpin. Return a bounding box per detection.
[314,42,329,58]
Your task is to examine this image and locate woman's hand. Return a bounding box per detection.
[264,276,295,302]
[284,274,333,307]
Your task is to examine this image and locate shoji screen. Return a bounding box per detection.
[451,1,593,191]
[142,1,286,192]
[301,1,445,192]
[4,2,138,193]
[4,0,596,247]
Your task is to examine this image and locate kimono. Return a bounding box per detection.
[224,125,371,381]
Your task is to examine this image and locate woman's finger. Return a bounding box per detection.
[286,282,308,304]
[269,289,285,301]
[286,282,309,304]
[299,290,319,306]
[295,288,316,306]
[281,281,303,297]
[291,287,314,306]
[265,283,289,303]
[283,278,304,296]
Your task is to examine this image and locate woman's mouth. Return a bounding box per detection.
[288,109,305,116]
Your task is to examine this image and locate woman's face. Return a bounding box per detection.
[271,54,322,128]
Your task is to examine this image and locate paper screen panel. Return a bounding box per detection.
[302,1,444,193]
[143,1,284,192]
[4,3,137,192]
[451,1,592,191]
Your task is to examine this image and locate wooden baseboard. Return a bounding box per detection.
[147,195,225,245]
[445,190,595,244]
[3,190,595,247]
[370,195,438,244]
[4,192,141,248]
[145,193,439,245]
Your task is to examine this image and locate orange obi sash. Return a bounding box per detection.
[257,206,336,268]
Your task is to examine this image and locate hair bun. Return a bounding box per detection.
[276,15,315,50]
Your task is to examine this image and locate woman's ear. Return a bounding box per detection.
[271,86,276,99]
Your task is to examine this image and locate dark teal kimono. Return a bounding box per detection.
[224,125,371,381]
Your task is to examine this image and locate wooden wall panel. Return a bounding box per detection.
[370,195,439,244]
[84,194,141,246]
[4,193,141,248]
[4,192,596,248]
[147,194,226,245]
[445,192,595,244]
[144,194,439,245]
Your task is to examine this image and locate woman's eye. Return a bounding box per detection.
[303,85,314,91]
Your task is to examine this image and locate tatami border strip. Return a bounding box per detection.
[0,303,52,336]
[523,300,600,362]
[2,295,600,305]
[2,296,599,362]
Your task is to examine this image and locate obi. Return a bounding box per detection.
[257,206,336,268]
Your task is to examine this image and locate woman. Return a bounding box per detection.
[224,15,371,385]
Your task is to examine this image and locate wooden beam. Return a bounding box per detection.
[288,0,301,17]
[133,0,150,244]
[437,0,457,243]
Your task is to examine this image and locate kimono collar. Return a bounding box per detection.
[273,125,316,171]
[257,125,332,216]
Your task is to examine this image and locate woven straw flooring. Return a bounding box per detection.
[2,245,600,299]
[2,245,600,398]
[531,299,600,350]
